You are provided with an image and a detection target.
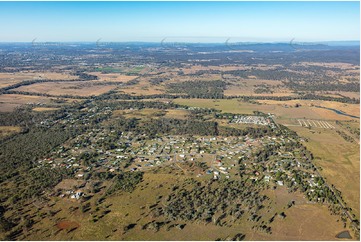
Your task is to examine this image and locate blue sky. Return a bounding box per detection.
[0,1,359,42]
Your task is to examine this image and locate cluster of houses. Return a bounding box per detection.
[231,115,276,128]
[34,103,323,203]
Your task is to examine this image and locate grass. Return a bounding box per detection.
[0,94,78,112]
[164,109,189,119]
[94,67,123,73]
[113,108,166,120]
[0,71,77,88]
[23,171,348,241]
[13,82,118,97]
[288,126,360,219]
[33,107,60,112]
[87,72,138,83]
[258,100,360,120]
[118,79,166,95]
[174,99,259,114]
[0,126,21,138]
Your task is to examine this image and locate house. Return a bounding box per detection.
[277,181,284,186]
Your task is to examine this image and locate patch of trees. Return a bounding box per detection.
[336,130,355,143]
[166,80,226,99]
[254,84,274,94]
[106,171,143,195]
[235,94,359,104]
[336,121,360,137]
[73,71,98,81]
[0,106,48,127]
[156,179,269,228]
[286,81,360,92]
[111,114,283,140]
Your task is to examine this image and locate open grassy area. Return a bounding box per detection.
[257,100,360,120]
[0,126,21,138]
[174,98,359,122]
[163,109,189,119]
[0,94,78,112]
[288,126,360,219]
[87,72,138,83]
[23,172,348,241]
[113,108,166,120]
[33,107,60,112]
[13,81,118,97]
[174,99,261,114]
[0,71,77,88]
[118,79,166,95]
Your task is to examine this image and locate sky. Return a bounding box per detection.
[0,1,359,43]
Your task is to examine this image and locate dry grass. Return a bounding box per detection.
[0,126,21,138]
[180,64,282,75]
[87,72,138,83]
[118,79,166,96]
[257,100,359,120]
[0,72,77,88]
[113,108,165,120]
[288,126,360,219]
[224,79,294,97]
[164,109,189,119]
[25,172,350,241]
[173,98,333,120]
[13,81,117,97]
[252,204,347,240]
[33,107,60,112]
[0,94,78,112]
[293,62,359,70]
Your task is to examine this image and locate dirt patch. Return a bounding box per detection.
[56,220,80,230]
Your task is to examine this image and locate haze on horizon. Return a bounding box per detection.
[0,1,359,43]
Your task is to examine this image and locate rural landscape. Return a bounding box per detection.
[0,1,359,241]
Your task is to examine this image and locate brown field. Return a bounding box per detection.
[87,72,138,83]
[113,108,165,120]
[174,98,359,121]
[0,126,21,138]
[33,107,60,112]
[0,94,78,112]
[118,79,165,95]
[257,100,360,120]
[224,79,294,97]
[287,125,360,219]
[336,91,360,99]
[13,81,117,97]
[293,62,359,70]
[0,71,77,88]
[253,203,348,241]
[25,173,350,241]
[180,64,282,75]
[56,221,80,230]
[163,109,189,119]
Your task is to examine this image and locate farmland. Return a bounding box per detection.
[12,81,118,97]
[0,72,77,88]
